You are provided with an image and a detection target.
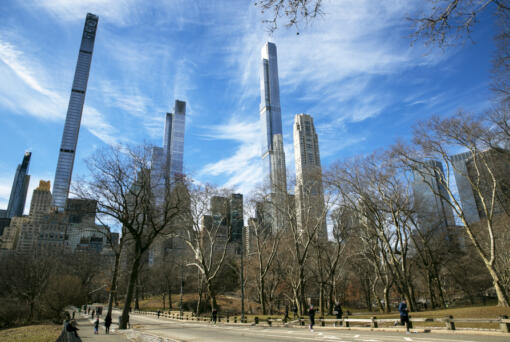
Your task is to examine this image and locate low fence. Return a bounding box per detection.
[131,310,510,334]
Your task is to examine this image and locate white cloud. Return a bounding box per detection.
[0,38,119,145]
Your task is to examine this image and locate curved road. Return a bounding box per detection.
[111,311,509,342]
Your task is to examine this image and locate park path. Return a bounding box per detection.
[74,313,131,342]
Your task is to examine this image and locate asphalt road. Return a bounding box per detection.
[111,311,510,342]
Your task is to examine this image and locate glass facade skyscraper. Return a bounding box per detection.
[6,152,31,218]
[53,13,98,210]
[259,42,287,195]
[412,160,456,229]
[167,100,186,180]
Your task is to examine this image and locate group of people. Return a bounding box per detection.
[94,314,113,334]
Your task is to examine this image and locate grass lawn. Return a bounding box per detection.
[0,324,62,342]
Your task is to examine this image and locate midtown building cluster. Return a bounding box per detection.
[0,13,506,260]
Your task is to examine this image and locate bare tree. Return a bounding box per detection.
[75,144,186,328]
[180,183,233,312]
[393,113,510,306]
[254,0,323,33]
[410,0,509,47]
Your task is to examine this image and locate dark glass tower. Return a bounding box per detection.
[53,13,98,210]
[6,152,31,217]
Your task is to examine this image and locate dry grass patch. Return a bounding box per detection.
[0,324,61,342]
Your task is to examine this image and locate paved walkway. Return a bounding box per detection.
[73,313,131,341]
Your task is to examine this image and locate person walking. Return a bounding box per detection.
[398,299,410,333]
[308,305,316,332]
[104,314,112,334]
[94,318,99,334]
[157,310,161,318]
[334,302,343,326]
[91,310,95,319]
[292,304,298,319]
[212,308,218,324]
[283,305,289,322]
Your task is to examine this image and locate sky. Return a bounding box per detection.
[0,0,497,213]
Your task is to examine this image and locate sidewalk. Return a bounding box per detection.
[74,314,130,341]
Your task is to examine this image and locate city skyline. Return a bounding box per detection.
[0,1,497,217]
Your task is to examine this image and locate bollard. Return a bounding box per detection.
[500,315,510,333]
[300,317,304,326]
[371,316,378,328]
[320,317,325,327]
[254,317,259,325]
[268,317,272,326]
[445,316,455,330]
[344,316,350,328]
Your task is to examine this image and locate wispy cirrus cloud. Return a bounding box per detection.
[0,38,118,145]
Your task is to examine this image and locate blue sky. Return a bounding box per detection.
[0,0,496,212]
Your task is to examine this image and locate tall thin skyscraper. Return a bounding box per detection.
[260,42,287,195]
[412,160,456,229]
[166,100,186,180]
[6,152,31,218]
[53,13,98,210]
[293,114,327,239]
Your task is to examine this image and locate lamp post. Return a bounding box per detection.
[179,261,184,318]
[241,243,245,323]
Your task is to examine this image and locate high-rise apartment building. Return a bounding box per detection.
[259,42,287,195]
[293,114,327,239]
[412,160,456,229]
[53,13,98,211]
[165,100,186,181]
[259,42,287,233]
[6,152,31,218]
[451,152,481,224]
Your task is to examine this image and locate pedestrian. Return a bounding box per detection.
[94,318,99,334]
[104,314,112,334]
[398,299,410,333]
[308,305,316,332]
[292,304,298,318]
[212,308,218,324]
[334,301,343,326]
[91,310,95,319]
[72,311,76,319]
[157,310,161,318]
[284,304,289,322]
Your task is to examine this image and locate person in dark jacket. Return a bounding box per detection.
[292,304,298,318]
[334,302,343,326]
[398,299,410,333]
[308,305,316,332]
[104,314,112,334]
[94,318,99,334]
[212,308,218,324]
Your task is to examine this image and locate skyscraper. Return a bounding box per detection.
[293,114,327,238]
[6,152,31,218]
[412,160,456,229]
[451,152,481,224]
[260,42,287,195]
[53,13,99,210]
[165,100,186,181]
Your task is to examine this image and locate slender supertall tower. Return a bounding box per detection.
[293,114,327,239]
[164,100,186,181]
[6,152,31,217]
[259,42,287,232]
[52,13,98,211]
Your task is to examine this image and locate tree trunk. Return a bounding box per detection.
[162,293,166,310]
[486,263,510,307]
[259,278,266,315]
[135,283,140,310]
[106,252,120,319]
[119,252,141,329]
[319,283,325,316]
[427,271,436,309]
[383,285,390,313]
[207,281,217,311]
